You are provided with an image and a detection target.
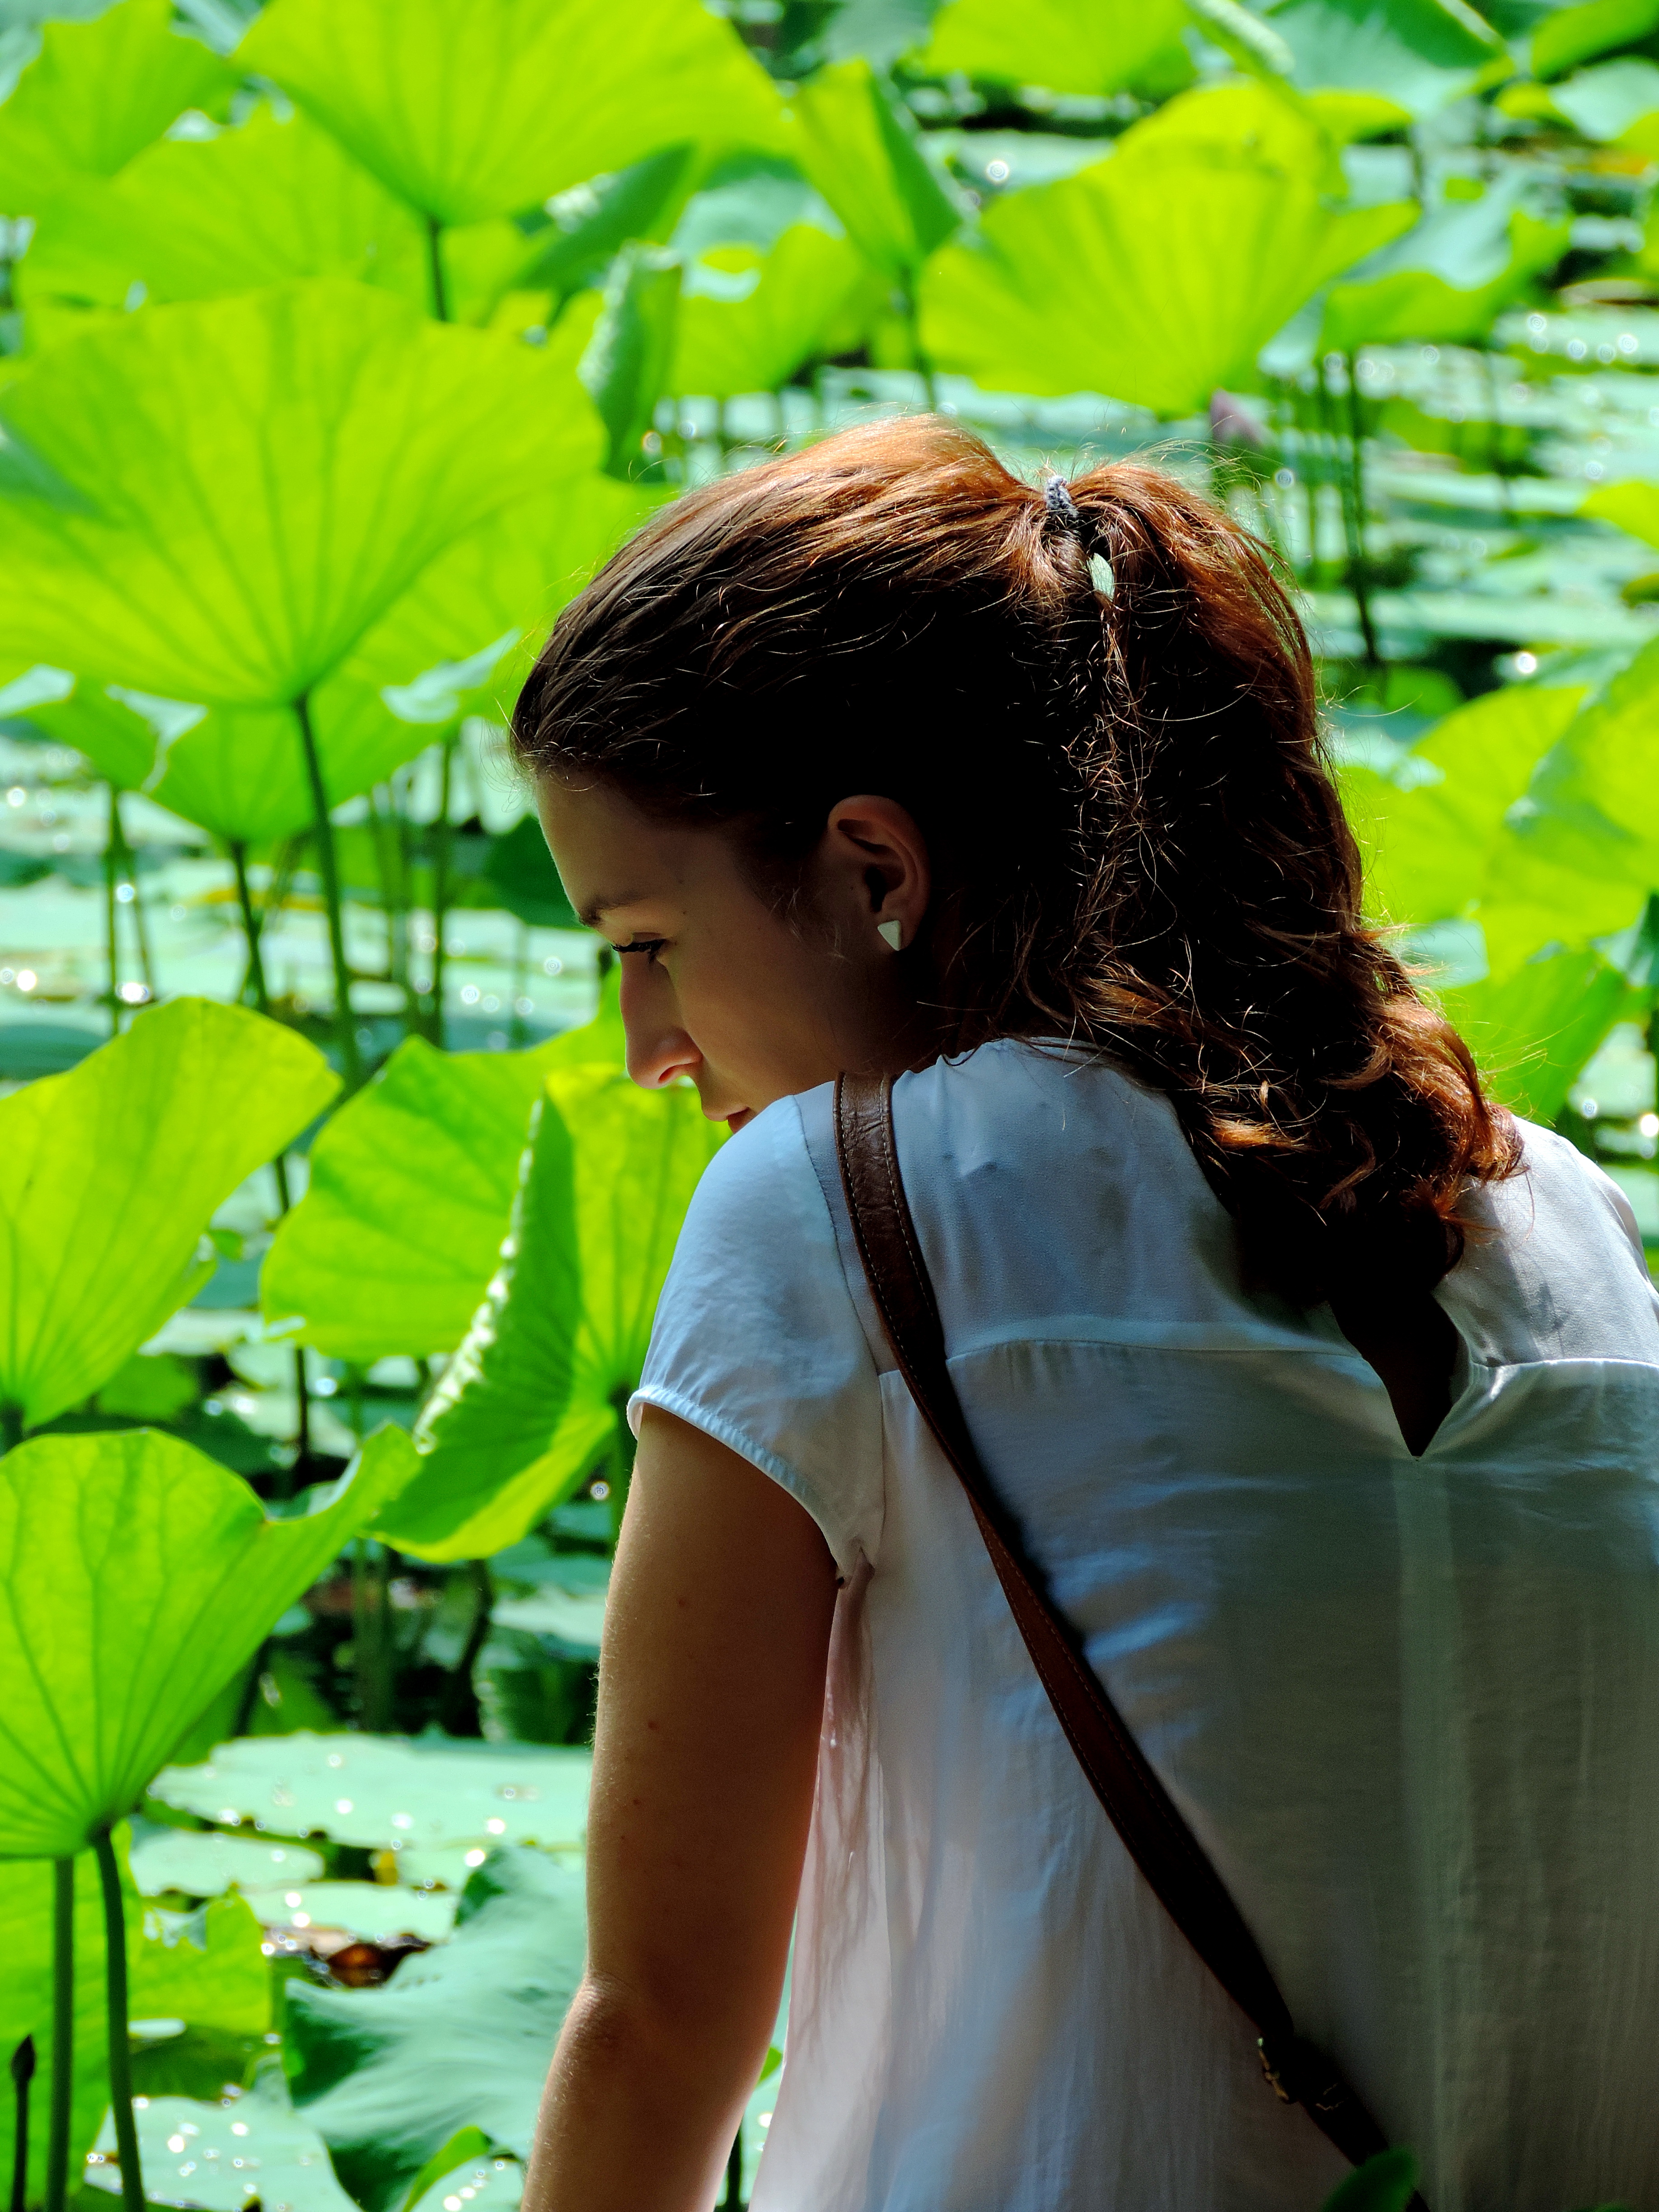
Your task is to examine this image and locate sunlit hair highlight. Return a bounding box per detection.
[512,417,1521,1306]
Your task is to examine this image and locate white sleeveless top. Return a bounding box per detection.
[631,1040,1659,2212]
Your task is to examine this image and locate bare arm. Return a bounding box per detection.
[524,1404,839,2212]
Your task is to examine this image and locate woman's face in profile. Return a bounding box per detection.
[537,772,931,1129]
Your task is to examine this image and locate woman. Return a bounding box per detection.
[516,419,1659,2212]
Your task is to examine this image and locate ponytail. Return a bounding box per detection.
[513,417,1520,1306]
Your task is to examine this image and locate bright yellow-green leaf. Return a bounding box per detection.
[1353,683,1585,926]
[674,225,876,398]
[1532,0,1659,80]
[1583,477,1659,548]
[0,281,601,709]
[1265,0,1508,118]
[1443,948,1631,1121]
[0,1426,412,1858]
[0,0,230,212]
[0,1833,269,2202]
[788,61,965,291]
[1322,206,1569,351]
[921,137,1414,412]
[239,0,784,228]
[383,1065,723,1561]
[20,104,422,309]
[0,999,338,1432]
[914,0,1194,97]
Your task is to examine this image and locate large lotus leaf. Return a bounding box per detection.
[383,1067,724,1563]
[581,243,683,479]
[286,1846,586,2212]
[788,60,965,290]
[263,1040,571,1364]
[1545,55,1659,138]
[0,998,338,1431]
[1532,0,1659,75]
[261,982,623,1362]
[239,0,783,229]
[0,281,601,709]
[0,1426,412,1859]
[87,2079,358,2212]
[129,1828,326,1898]
[921,140,1413,414]
[113,474,644,846]
[1321,172,1567,351]
[1119,77,1350,190]
[675,225,878,398]
[151,1733,592,1856]
[1442,947,1631,1122]
[0,1836,270,2206]
[1263,0,1507,117]
[1583,478,1659,550]
[0,0,230,212]
[1477,638,1659,971]
[914,0,1194,96]
[20,105,422,309]
[374,1098,581,1560]
[1351,684,1585,926]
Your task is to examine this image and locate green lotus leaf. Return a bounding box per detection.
[914,0,1195,98]
[1443,946,1632,1122]
[788,60,965,290]
[1317,2147,1422,2212]
[0,1835,270,2204]
[0,0,231,212]
[285,1848,585,2212]
[150,1733,592,1857]
[675,224,877,398]
[1263,0,1508,118]
[581,243,683,478]
[0,998,338,1432]
[128,1828,326,1899]
[239,0,784,229]
[88,2080,359,2212]
[1583,478,1659,550]
[0,281,601,709]
[261,979,623,1363]
[20,104,422,309]
[1351,682,1585,927]
[263,1040,571,1364]
[382,1065,724,1563]
[0,1426,412,1860]
[1532,0,1659,77]
[921,135,1413,413]
[1322,184,1568,351]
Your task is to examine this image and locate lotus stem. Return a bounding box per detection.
[102,805,121,1037]
[293,691,363,1091]
[0,1404,20,1456]
[438,1561,493,1737]
[426,217,450,323]
[107,792,154,1002]
[230,840,272,1016]
[10,2035,33,2212]
[44,1858,72,2212]
[901,292,939,414]
[92,1830,143,2212]
[427,734,457,1051]
[369,782,417,1036]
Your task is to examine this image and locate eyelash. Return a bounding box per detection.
[614,938,667,964]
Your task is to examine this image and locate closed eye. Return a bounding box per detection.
[614,937,668,963]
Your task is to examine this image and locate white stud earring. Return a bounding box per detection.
[877,919,904,951]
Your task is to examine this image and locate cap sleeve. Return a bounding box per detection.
[629,1092,885,1577]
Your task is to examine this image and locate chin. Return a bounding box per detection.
[722,1107,756,1132]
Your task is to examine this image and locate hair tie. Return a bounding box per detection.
[1043,475,1083,536]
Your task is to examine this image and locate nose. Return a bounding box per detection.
[619,958,701,1091]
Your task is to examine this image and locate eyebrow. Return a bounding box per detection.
[577,891,649,930]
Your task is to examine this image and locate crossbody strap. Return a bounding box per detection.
[834,1070,1422,2196]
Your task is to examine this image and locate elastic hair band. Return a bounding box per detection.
[1043,475,1084,535]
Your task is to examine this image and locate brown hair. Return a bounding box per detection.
[513,416,1520,1307]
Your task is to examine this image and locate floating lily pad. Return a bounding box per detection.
[285,1847,586,2212]
[151,1734,591,1856]
[490,1590,607,1655]
[129,1828,327,1899]
[238,1883,457,1945]
[86,2074,356,2212]
[408,2153,523,2212]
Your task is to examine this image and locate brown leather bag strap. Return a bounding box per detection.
[834,1070,1421,2194]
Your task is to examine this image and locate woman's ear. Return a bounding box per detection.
[821,795,931,955]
